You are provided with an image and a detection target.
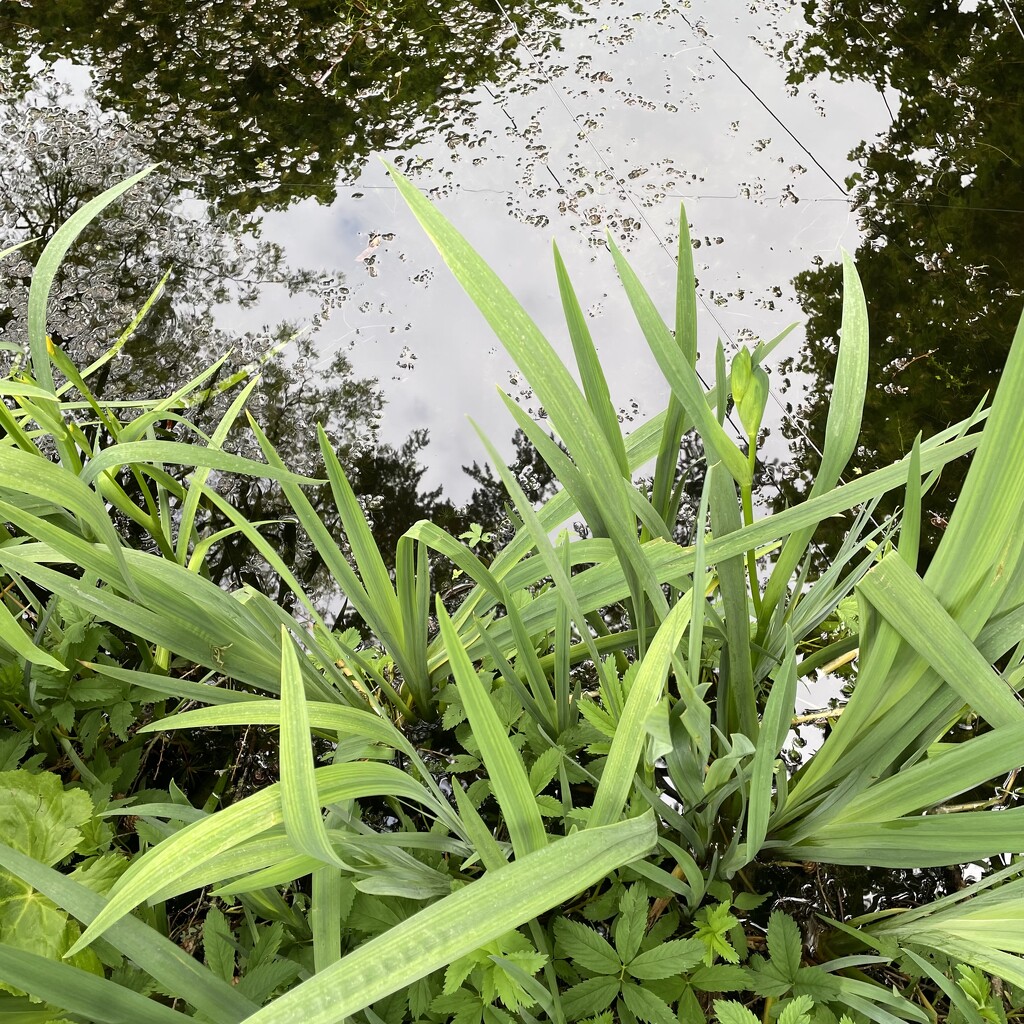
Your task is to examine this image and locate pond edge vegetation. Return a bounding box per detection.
[0,166,1023,1024]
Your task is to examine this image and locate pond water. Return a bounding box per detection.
[1,1,1021,552]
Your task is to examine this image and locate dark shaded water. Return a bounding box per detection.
[1,2,1021,580]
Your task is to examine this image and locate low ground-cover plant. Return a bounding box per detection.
[0,171,1023,1024]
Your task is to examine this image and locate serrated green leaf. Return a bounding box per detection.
[696,903,741,967]
[615,884,648,964]
[791,966,841,1003]
[714,999,761,1024]
[620,982,677,1024]
[767,912,802,982]
[203,907,235,983]
[535,795,563,817]
[529,747,562,796]
[688,964,752,992]
[746,955,791,999]
[578,699,617,740]
[627,937,704,980]
[778,994,815,1024]
[554,919,620,975]
[561,976,620,1021]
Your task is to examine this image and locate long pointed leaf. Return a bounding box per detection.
[241,813,656,1024]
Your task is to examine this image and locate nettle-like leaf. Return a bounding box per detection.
[619,981,676,1024]
[614,883,648,964]
[561,975,620,1021]
[778,994,816,1024]
[626,938,705,980]
[714,998,761,1024]
[767,912,802,981]
[553,919,620,975]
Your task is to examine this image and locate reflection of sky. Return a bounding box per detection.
[15,3,888,503]
[234,1,888,501]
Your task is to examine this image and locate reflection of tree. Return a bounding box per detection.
[0,84,378,449]
[776,2,1024,558]
[1,0,582,214]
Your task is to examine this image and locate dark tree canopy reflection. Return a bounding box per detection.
[1,0,583,213]
[776,1,1024,558]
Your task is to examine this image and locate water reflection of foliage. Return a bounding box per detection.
[775,1,1024,561]
[0,0,584,213]
[0,85,389,595]
[0,83,352,407]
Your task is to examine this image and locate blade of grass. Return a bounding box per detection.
[28,166,157,396]
[757,250,869,634]
[589,598,693,828]
[650,204,698,530]
[858,553,1024,727]
[554,243,628,476]
[708,459,757,739]
[744,628,796,862]
[69,762,449,954]
[471,419,602,672]
[0,843,258,1022]
[607,235,749,489]
[438,602,547,857]
[388,162,667,630]
[0,945,192,1024]
[279,626,347,869]
[240,812,656,1024]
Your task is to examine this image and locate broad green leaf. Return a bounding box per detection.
[0,772,92,868]
[237,813,656,1024]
